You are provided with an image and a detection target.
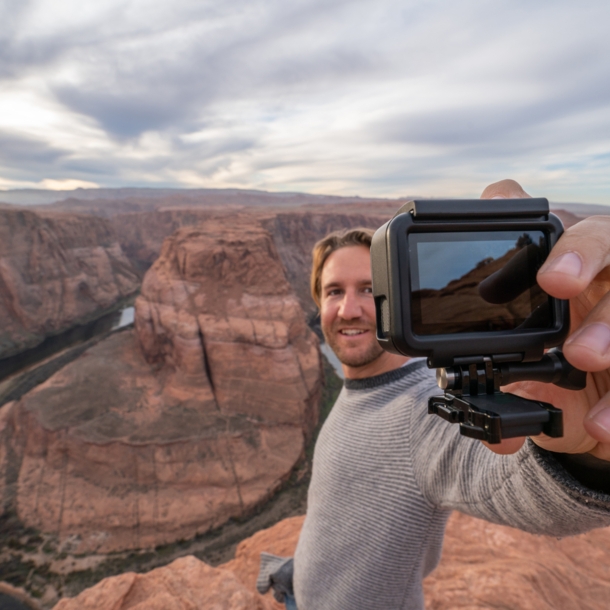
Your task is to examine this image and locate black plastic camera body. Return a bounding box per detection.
[371,198,585,443]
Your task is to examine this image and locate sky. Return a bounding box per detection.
[1,0,609,203]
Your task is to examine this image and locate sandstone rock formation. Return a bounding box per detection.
[423,511,610,609]
[135,218,321,435]
[261,211,388,315]
[51,511,610,610]
[223,515,305,610]
[0,208,139,359]
[109,208,220,271]
[223,511,610,609]
[0,219,320,553]
[111,208,391,314]
[53,555,268,610]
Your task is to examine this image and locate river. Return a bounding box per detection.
[0,306,135,384]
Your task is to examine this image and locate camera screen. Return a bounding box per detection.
[409,230,552,335]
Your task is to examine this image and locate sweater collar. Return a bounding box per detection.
[343,358,428,390]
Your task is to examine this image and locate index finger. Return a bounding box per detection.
[537,216,610,300]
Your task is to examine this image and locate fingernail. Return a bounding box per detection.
[491,195,506,199]
[588,409,610,438]
[565,323,610,356]
[539,251,583,278]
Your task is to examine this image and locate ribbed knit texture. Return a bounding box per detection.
[293,359,610,610]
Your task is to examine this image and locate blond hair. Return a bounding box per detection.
[310,227,375,308]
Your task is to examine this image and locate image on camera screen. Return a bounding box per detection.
[409,230,552,335]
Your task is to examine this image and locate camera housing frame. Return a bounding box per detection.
[371,198,569,369]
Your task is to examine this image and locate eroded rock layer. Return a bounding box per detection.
[0,219,320,553]
[0,208,139,359]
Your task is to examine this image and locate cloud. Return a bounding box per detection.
[0,0,608,202]
[0,130,67,171]
[39,178,100,190]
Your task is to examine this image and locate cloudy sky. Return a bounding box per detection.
[1,0,609,202]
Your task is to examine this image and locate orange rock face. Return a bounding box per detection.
[423,511,610,610]
[1,219,320,553]
[135,219,320,433]
[0,208,139,358]
[223,515,305,610]
[53,555,268,610]
[52,512,610,610]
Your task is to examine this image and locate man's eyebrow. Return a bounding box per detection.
[322,279,371,290]
[322,281,342,290]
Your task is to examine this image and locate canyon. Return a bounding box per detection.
[0,188,604,607]
[0,207,140,360]
[0,216,323,556]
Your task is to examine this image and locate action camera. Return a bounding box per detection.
[371,198,586,443]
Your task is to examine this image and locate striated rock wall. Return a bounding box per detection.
[109,208,391,315]
[0,208,139,359]
[135,217,321,434]
[109,208,223,271]
[0,218,321,553]
[261,211,389,315]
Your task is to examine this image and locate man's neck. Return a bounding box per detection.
[343,352,410,380]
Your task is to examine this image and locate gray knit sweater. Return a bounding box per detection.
[259,359,610,609]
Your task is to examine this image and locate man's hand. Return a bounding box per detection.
[480,179,610,461]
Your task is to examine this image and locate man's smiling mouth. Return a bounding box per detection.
[339,329,367,336]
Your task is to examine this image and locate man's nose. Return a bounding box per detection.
[338,291,363,320]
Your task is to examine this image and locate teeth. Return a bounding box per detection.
[341,330,365,335]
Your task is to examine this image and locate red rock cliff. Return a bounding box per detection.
[0,207,139,359]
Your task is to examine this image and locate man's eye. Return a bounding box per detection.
[362,287,373,294]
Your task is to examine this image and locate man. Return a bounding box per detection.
[258,180,610,609]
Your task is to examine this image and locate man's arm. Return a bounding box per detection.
[480,179,610,463]
[409,373,610,536]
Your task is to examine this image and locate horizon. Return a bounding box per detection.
[1,184,609,213]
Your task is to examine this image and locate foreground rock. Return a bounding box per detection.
[53,517,305,610]
[424,511,610,609]
[53,511,610,609]
[0,207,139,359]
[53,555,268,610]
[0,220,320,553]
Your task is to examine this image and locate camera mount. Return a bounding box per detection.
[428,349,586,443]
[371,197,589,443]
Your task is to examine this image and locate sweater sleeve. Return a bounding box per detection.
[409,377,610,536]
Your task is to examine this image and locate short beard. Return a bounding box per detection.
[323,329,385,369]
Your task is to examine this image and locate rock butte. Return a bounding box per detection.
[0,207,139,359]
[53,512,610,610]
[1,218,321,553]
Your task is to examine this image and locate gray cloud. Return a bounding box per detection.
[0,0,609,201]
[0,131,67,167]
[48,0,380,138]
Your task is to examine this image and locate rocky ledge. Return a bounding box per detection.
[54,512,610,610]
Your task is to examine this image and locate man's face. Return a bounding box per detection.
[319,245,384,374]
